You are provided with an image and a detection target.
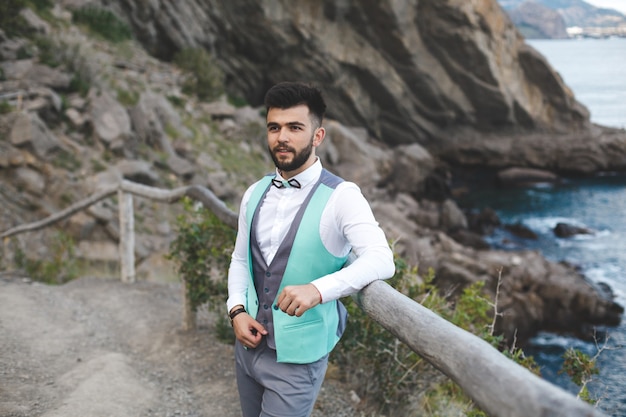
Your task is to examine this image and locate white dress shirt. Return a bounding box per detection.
[226,159,395,312]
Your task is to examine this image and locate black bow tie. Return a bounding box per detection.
[272,178,301,189]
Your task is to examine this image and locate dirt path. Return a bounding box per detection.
[0,276,357,417]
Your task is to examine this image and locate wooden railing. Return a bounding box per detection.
[1,180,238,283]
[357,281,606,417]
[0,180,607,417]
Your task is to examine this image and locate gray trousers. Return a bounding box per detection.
[235,339,328,417]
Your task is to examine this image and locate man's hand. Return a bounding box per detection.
[276,283,323,317]
[231,310,267,349]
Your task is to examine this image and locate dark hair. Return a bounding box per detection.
[264,82,326,127]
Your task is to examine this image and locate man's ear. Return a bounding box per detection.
[313,127,326,147]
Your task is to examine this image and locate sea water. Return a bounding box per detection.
[528,37,626,129]
[463,38,626,416]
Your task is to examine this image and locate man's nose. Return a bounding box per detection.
[277,127,289,142]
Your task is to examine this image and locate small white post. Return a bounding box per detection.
[118,189,135,283]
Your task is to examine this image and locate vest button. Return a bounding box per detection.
[263,319,268,324]
[263,304,269,310]
[265,271,271,277]
[264,287,269,293]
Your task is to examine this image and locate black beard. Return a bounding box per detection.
[269,139,313,173]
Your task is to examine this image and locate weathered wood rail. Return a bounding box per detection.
[0,180,607,417]
[1,180,238,283]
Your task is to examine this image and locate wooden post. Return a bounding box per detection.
[356,280,608,417]
[118,190,135,283]
[182,280,196,331]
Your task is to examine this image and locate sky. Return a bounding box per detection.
[584,0,626,14]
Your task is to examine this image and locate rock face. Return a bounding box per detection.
[96,0,626,174]
[102,0,589,141]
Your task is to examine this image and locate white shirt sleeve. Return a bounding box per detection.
[311,182,395,302]
[226,184,255,312]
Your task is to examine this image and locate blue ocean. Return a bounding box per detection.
[464,38,626,416]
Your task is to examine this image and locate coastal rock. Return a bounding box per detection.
[497,167,559,186]
[436,127,626,174]
[390,143,437,196]
[404,228,624,345]
[322,120,392,190]
[504,222,539,240]
[553,222,594,238]
[466,207,502,235]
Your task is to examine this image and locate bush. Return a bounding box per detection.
[174,48,224,102]
[68,74,90,97]
[29,0,53,11]
[561,347,600,404]
[167,197,235,313]
[72,6,132,43]
[13,232,80,284]
[0,0,28,38]
[33,36,62,67]
[0,101,13,114]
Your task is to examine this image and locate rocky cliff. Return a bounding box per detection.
[507,1,570,39]
[100,0,626,173]
[500,0,626,28]
[1,0,623,347]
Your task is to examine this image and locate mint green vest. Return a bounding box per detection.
[245,172,349,363]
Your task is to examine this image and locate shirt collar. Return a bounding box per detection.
[274,158,322,189]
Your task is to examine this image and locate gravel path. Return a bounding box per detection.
[0,275,359,417]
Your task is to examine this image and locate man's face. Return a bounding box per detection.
[266,104,324,178]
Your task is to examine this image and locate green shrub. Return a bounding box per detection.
[332,260,460,414]
[173,48,224,102]
[28,0,53,11]
[72,6,132,43]
[69,74,90,97]
[167,197,236,313]
[16,43,36,59]
[116,88,139,107]
[33,36,62,67]
[13,232,80,284]
[331,257,543,415]
[167,95,186,108]
[0,101,13,115]
[560,347,600,404]
[0,0,28,38]
[51,150,82,171]
[228,95,248,108]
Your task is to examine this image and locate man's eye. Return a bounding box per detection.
[268,126,279,132]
